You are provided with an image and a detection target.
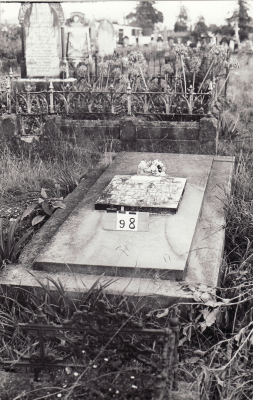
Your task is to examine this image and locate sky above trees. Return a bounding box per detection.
[1,1,253,30]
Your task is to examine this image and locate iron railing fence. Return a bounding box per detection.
[15,85,218,134]
[1,301,179,400]
[16,86,217,117]
[0,68,225,136]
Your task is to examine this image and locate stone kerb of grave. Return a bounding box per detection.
[3,152,234,306]
[32,153,234,287]
[18,3,65,78]
[97,19,114,56]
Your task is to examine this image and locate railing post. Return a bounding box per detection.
[188,85,194,115]
[26,83,32,114]
[143,93,148,114]
[9,67,13,81]
[65,83,70,115]
[165,87,172,115]
[109,84,115,113]
[157,72,161,87]
[49,80,54,114]
[127,80,131,115]
[95,51,98,81]
[6,76,11,114]
[207,80,213,116]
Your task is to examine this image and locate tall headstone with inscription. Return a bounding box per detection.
[97,19,114,56]
[66,12,90,66]
[18,3,66,78]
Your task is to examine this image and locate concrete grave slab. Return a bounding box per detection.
[34,153,215,280]
[2,152,234,307]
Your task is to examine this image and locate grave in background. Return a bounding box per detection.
[33,153,233,284]
[66,12,91,66]
[18,3,65,78]
[97,19,114,56]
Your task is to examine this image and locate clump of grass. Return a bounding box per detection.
[0,122,101,202]
[0,276,174,400]
[223,152,253,268]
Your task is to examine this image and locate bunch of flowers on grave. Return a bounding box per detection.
[137,160,166,176]
[76,65,87,78]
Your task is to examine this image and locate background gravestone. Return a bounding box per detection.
[18,3,65,78]
[90,19,97,51]
[66,12,90,66]
[97,19,114,56]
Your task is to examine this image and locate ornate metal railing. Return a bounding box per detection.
[15,82,214,118]
[0,73,219,135]
[1,300,179,400]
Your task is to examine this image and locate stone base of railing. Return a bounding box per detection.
[56,115,218,155]
[0,114,218,156]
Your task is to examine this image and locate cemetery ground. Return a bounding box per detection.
[1,52,253,399]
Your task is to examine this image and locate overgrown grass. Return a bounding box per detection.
[0,276,175,400]
[218,53,253,151]
[177,52,253,400]
[0,122,103,209]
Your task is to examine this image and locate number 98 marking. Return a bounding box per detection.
[118,217,135,229]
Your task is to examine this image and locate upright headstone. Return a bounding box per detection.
[66,12,90,66]
[90,18,97,41]
[157,34,163,51]
[234,19,240,43]
[18,3,65,78]
[97,19,114,56]
[163,27,167,43]
[153,25,159,42]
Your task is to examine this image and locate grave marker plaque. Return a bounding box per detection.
[95,175,187,213]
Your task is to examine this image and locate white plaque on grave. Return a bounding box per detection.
[95,175,187,213]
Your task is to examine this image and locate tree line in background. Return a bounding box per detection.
[174,0,253,41]
[0,0,252,65]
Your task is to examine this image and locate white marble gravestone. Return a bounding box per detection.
[66,12,90,66]
[19,3,64,78]
[97,19,114,56]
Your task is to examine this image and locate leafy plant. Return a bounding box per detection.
[56,169,79,197]
[0,211,33,268]
[26,187,66,226]
[219,113,239,140]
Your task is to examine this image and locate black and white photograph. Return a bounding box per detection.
[0,1,252,399]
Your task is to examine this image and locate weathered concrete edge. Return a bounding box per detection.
[184,156,235,286]
[0,264,194,306]
[19,153,116,268]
